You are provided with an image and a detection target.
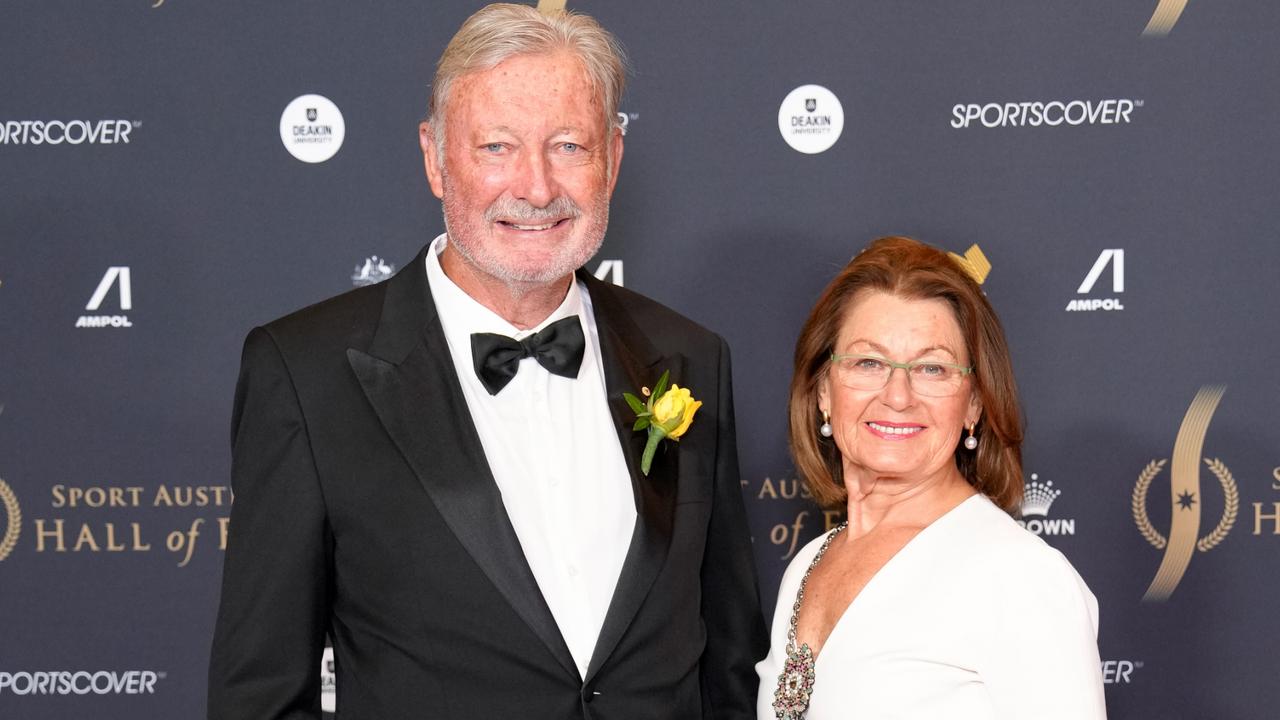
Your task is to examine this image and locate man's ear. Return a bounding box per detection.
[419,122,444,199]
[605,126,624,197]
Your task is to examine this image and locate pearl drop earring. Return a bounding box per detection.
[819,410,833,438]
[964,422,978,450]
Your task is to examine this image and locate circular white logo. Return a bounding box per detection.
[777,85,844,154]
[279,94,345,164]
[320,646,336,713]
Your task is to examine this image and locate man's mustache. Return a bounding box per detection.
[484,196,582,224]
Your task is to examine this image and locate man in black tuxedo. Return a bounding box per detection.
[207,4,765,719]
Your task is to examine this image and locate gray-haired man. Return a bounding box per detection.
[209,4,766,718]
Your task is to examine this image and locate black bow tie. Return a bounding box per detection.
[470,316,586,395]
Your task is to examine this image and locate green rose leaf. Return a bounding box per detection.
[650,370,670,406]
[623,392,647,415]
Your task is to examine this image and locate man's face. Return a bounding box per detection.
[421,51,623,287]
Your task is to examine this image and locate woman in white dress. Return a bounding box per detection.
[756,237,1106,719]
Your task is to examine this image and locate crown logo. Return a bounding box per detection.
[352,256,395,287]
[948,244,991,285]
[1021,474,1061,517]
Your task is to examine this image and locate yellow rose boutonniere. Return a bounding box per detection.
[624,370,703,476]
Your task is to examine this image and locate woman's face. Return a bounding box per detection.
[818,291,982,486]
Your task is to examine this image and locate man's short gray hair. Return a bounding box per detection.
[427,3,628,139]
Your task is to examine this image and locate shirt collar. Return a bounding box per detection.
[424,233,584,345]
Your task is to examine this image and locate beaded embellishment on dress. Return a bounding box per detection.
[772,522,848,720]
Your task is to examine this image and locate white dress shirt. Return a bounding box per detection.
[756,494,1106,719]
[425,234,636,679]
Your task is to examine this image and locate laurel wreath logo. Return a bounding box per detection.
[1131,457,1238,552]
[0,478,21,562]
[1198,459,1239,552]
[1132,459,1168,548]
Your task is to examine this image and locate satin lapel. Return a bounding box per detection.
[581,273,681,684]
[346,251,578,681]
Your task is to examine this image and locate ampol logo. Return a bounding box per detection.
[75,267,133,328]
[592,259,623,286]
[1066,249,1124,312]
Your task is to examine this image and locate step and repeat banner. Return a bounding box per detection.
[2,1,1277,718]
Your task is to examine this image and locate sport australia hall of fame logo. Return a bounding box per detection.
[0,477,21,562]
[1131,386,1239,602]
[1143,0,1190,37]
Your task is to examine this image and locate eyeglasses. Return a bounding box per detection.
[829,353,973,397]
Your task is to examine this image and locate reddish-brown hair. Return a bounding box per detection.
[788,237,1025,512]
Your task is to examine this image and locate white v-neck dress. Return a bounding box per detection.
[755,495,1106,719]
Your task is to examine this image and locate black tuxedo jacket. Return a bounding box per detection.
[208,247,767,719]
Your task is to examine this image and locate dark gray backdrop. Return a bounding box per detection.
[2,1,1277,718]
